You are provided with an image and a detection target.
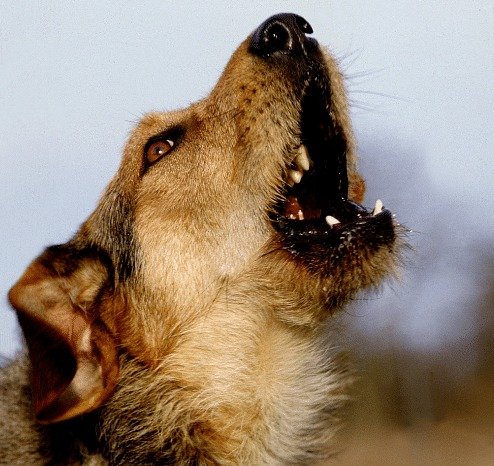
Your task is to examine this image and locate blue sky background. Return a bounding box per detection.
[1,1,493,369]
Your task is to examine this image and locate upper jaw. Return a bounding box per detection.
[271,72,395,253]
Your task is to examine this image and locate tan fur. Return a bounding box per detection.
[1,15,399,465]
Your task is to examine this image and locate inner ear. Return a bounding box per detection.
[8,244,119,424]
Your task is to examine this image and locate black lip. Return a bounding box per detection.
[277,210,395,254]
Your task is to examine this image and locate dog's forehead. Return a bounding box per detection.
[135,110,191,140]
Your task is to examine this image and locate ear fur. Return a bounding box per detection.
[8,244,119,424]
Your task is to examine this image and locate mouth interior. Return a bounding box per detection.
[274,79,380,235]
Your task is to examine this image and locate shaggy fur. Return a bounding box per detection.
[0,14,399,465]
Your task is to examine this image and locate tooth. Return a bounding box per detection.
[295,145,311,171]
[297,209,304,220]
[325,215,340,227]
[289,169,303,184]
[372,199,383,216]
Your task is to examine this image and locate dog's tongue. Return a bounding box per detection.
[283,195,322,221]
[284,196,304,220]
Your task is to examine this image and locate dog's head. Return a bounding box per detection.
[8,14,397,424]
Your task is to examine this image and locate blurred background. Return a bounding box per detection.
[1,2,493,464]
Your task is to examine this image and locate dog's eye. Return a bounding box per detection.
[143,128,183,170]
[145,138,175,165]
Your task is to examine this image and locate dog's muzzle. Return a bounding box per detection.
[248,14,396,268]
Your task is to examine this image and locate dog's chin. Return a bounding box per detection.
[270,75,396,289]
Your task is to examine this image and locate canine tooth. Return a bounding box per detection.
[372,199,383,216]
[297,209,304,220]
[296,145,311,171]
[325,215,340,227]
[289,169,303,184]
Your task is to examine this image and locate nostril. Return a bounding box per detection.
[261,22,291,55]
[295,16,313,34]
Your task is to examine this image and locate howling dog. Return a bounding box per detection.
[0,14,398,465]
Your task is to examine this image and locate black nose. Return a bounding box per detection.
[250,13,315,57]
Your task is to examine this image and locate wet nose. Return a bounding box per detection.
[250,13,315,57]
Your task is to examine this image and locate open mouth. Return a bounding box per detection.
[272,77,393,251]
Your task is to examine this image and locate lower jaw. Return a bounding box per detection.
[274,208,395,250]
[276,196,385,232]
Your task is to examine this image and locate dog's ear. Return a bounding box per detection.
[8,244,119,424]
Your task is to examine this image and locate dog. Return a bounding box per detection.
[0,13,398,465]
